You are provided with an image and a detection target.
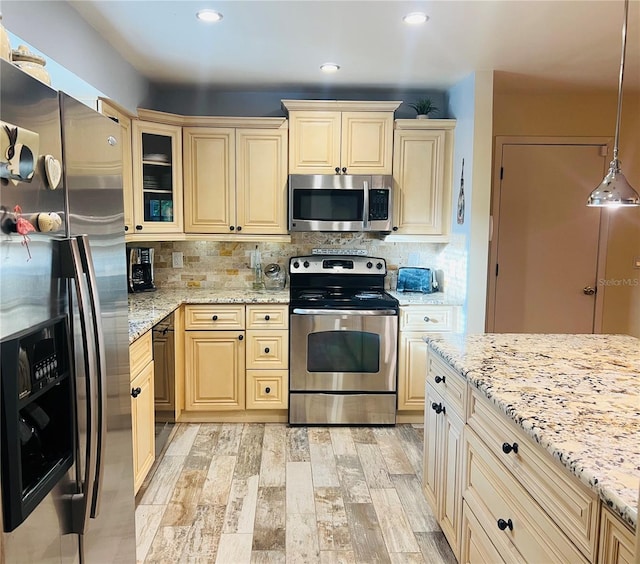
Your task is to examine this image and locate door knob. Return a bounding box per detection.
[583,286,596,295]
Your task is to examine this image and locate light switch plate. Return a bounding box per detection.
[172,251,183,268]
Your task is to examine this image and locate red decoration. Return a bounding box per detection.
[13,205,35,260]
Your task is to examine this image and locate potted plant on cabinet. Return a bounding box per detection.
[408,98,439,119]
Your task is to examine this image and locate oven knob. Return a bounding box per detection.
[376,262,383,270]
[293,261,299,268]
[366,261,373,269]
[303,261,310,268]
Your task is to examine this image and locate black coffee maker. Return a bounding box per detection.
[127,247,156,292]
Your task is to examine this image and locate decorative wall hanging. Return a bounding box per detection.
[457,158,465,225]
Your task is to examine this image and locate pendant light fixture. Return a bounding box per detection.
[587,0,639,207]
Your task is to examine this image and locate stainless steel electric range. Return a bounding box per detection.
[288,254,399,425]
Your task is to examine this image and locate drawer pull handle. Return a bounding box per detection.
[212,315,218,321]
[264,315,270,321]
[265,387,271,394]
[434,375,446,384]
[264,347,270,354]
[431,402,445,415]
[497,518,513,531]
[423,316,430,322]
[131,387,142,398]
[501,442,519,455]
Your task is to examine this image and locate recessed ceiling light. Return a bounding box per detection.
[403,12,428,24]
[320,63,340,73]
[196,9,223,23]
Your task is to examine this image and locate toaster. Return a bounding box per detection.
[397,267,437,293]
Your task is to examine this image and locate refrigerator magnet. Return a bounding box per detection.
[1,121,39,185]
[43,155,62,190]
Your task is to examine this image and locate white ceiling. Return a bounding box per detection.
[68,0,640,91]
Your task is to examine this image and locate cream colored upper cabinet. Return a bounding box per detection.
[183,127,236,233]
[183,123,287,235]
[131,120,184,234]
[98,98,135,235]
[390,120,455,241]
[283,100,401,175]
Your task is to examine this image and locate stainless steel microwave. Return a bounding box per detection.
[288,174,393,232]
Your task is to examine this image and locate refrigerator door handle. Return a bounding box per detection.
[76,235,107,518]
[60,238,99,535]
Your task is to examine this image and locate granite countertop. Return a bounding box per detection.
[128,288,461,342]
[128,288,289,343]
[425,333,640,531]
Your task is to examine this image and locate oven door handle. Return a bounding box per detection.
[291,308,398,316]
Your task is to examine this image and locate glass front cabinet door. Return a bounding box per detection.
[131,120,183,234]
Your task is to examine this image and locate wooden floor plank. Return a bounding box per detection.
[356,443,393,489]
[395,424,425,480]
[252,486,286,551]
[286,461,316,513]
[287,426,310,461]
[370,488,420,553]
[330,428,357,456]
[222,474,259,534]
[214,533,253,564]
[310,442,341,488]
[144,525,190,562]
[200,455,237,506]
[319,550,357,564]
[234,424,265,479]
[389,553,426,564]
[179,504,226,562]
[390,475,439,533]
[250,550,286,563]
[138,454,186,505]
[135,504,165,562]
[350,427,376,444]
[335,454,371,504]
[373,428,415,475]
[314,487,352,552]
[344,503,391,564]
[161,467,208,526]
[259,424,286,487]
[414,532,457,564]
[286,512,320,563]
[308,427,332,444]
[165,424,201,456]
[215,423,244,456]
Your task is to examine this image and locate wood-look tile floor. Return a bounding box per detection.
[135,423,456,564]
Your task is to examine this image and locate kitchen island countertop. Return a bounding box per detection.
[425,332,640,531]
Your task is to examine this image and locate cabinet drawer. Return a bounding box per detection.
[185,305,245,330]
[460,501,507,564]
[598,506,636,564]
[246,370,288,409]
[246,330,289,369]
[463,427,588,563]
[467,388,598,560]
[246,305,289,329]
[427,353,466,416]
[129,330,153,379]
[400,305,455,332]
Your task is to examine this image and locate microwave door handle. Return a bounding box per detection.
[60,238,99,535]
[76,235,106,519]
[363,180,369,230]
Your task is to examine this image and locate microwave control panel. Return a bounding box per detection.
[369,189,390,220]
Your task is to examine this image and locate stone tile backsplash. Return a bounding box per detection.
[133,232,468,304]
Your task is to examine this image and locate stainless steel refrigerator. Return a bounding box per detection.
[0,60,136,562]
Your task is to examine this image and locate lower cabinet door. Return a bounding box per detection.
[398,332,428,410]
[131,360,155,494]
[185,330,246,410]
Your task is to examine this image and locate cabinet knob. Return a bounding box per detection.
[342,167,347,174]
[423,316,430,322]
[335,167,341,174]
[264,315,270,321]
[431,402,445,414]
[501,442,519,455]
[264,347,270,354]
[131,387,142,398]
[265,387,271,394]
[230,225,235,231]
[212,315,218,321]
[497,518,513,531]
[392,226,398,231]
[135,225,143,231]
[434,375,446,384]
[237,226,242,232]
[583,286,596,295]
[238,334,244,341]
[124,225,129,232]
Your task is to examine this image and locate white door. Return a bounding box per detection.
[489,142,608,333]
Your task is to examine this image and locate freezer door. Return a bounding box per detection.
[60,93,136,562]
[0,61,80,563]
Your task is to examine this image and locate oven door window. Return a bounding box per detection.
[307,330,380,373]
[293,189,364,221]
